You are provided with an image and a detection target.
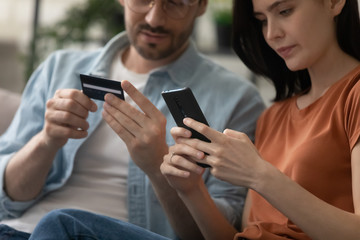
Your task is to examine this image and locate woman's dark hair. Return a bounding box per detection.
[232,0,360,101]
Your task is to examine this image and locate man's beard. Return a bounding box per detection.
[131,24,191,60]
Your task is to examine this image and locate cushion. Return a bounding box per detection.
[0,88,21,135]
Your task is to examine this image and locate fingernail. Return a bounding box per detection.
[103,102,108,109]
[185,130,192,137]
[105,93,114,101]
[121,80,130,89]
[196,167,203,175]
[91,103,97,112]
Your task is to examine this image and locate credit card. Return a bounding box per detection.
[80,74,124,101]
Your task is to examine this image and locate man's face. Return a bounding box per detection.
[119,0,206,61]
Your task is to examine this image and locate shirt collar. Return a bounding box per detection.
[89,31,203,86]
[160,41,203,85]
[89,31,130,78]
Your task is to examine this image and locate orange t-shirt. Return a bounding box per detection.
[235,65,360,240]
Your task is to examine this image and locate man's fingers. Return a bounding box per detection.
[55,89,97,113]
[46,110,90,131]
[121,80,161,119]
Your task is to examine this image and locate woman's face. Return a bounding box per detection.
[252,0,339,71]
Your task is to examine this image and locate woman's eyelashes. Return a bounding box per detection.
[279,7,294,16]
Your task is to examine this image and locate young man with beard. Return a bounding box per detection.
[0,0,265,239]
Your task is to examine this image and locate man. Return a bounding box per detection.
[0,0,265,239]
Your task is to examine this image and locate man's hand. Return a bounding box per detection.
[41,89,97,149]
[102,81,207,239]
[5,89,97,201]
[102,80,168,175]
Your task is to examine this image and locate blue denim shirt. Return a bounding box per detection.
[0,32,265,238]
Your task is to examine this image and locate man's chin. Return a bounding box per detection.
[136,45,173,61]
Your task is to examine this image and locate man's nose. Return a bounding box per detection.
[145,1,167,27]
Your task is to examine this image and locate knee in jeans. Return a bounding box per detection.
[39,209,75,226]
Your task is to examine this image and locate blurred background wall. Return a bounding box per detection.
[1,0,358,105]
[0,0,229,93]
[0,0,87,92]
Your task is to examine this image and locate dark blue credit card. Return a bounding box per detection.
[80,74,124,101]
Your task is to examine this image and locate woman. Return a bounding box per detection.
[25,0,360,239]
[161,0,360,239]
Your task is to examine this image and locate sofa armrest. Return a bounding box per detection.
[0,88,21,135]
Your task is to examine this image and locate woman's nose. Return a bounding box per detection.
[265,19,284,41]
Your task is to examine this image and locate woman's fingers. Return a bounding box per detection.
[164,145,204,174]
[170,127,192,142]
[183,118,223,140]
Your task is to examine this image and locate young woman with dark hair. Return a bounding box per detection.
[233,0,360,101]
[19,0,360,239]
[160,0,360,239]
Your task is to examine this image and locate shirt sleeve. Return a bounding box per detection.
[0,56,51,219]
[205,171,248,230]
[345,75,360,150]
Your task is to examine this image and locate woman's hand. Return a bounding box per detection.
[161,127,206,194]
[178,118,267,189]
[161,125,241,240]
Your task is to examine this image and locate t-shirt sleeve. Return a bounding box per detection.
[345,75,360,150]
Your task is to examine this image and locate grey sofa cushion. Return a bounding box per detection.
[0,88,21,135]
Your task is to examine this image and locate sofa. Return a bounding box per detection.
[0,88,21,135]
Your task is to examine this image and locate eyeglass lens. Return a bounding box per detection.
[127,0,197,19]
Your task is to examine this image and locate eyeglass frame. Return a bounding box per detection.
[125,0,201,20]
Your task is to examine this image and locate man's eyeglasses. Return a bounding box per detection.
[126,0,199,20]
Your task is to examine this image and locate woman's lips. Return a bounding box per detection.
[276,45,296,58]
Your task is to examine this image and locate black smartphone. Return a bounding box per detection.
[162,87,211,168]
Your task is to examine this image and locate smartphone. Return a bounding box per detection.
[162,87,211,168]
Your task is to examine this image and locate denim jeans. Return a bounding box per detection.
[28,209,171,240]
[0,224,30,240]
